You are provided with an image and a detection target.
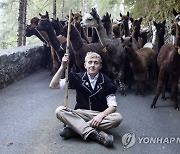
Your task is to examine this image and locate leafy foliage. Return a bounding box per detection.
[0,0,179,49]
[124,0,180,23]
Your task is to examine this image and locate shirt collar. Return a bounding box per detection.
[87,73,99,81]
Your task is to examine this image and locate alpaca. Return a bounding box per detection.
[112,20,124,38]
[130,17,143,48]
[81,8,127,95]
[151,9,180,110]
[62,24,109,76]
[71,11,89,44]
[101,12,113,39]
[51,18,64,36]
[25,24,52,69]
[121,37,156,95]
[36,18,75,74]
[39,11,49,19]
[120,11,130,37]
[25,24,47,43]
[153,20,166,54]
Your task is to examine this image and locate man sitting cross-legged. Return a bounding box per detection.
[49,52,122,147]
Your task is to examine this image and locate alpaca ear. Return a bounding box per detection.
[171,20,174,24]
[57,18,59,22]
[121,37,124,42]
[173,9,178,17]
[127,12,129,17]
[72,13,74,17]
[130,17,134,23]
[153,21,157,26]
[79,11,81,14]
[46,11,49,17]
[120,13,122,17]
[163,20,166,25]
[130,37,132,42]
[139,17,143,23]
[39,13,42,17]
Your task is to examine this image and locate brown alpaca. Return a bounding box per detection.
[62,24,110,76]
[121,37,156,95]
[151,26,180,110]
[112,21,124,38]
[151,9,180,110]
[68,11,89,44]
[130,17,143,48]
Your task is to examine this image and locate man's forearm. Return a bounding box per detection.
[101,106,116,117]
[49,66,65,89]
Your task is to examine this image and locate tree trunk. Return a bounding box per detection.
[17,0,27,47]
[61,0,65,18]
[22,0,27,46]
[53,0,56,19]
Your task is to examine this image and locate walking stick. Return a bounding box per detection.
[64,9,72,107]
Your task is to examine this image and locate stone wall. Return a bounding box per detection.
[0,44,46,89]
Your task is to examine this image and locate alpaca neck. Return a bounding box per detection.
[158,34,164,51]
[95,22,110,46]
[91,28,99,43]
[126,47,141,66]
[132,29,140,41]
[34,29,46,43]
[46,25,60,51]
[124,23,130,37]
[70,26,84,51]
[105,24,113,39]
[54,28,61,36]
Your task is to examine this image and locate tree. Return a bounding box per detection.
[53,0,56,19]
[17,0,27,46]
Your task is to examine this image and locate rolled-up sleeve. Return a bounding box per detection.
[106,94,117,107]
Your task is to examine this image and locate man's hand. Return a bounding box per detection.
[88,113,105,128]
[61,53,69,69]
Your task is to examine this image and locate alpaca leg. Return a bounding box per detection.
[161,84,166,100]
[51,47,59,75]
[118,66,126,96]
[135,81,139,95]
[151,69,165,108]
[171,75,179,110]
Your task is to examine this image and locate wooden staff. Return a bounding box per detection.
[64,9,72,107]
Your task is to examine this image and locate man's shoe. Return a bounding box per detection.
[89,130,114,147]
[59,126,78,139]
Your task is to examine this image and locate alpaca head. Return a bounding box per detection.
[51,18,64,35]
[101,12,111,27]
[121,36,133,51]
[153,20,166,37]
[36,19,52,32]
[120,11,130,27]
[71,11,82,26]
[130,17,142,32]
[25,25,34,37]
[39,11,49,19]
[81,8,100,28]
[30,17,40,28]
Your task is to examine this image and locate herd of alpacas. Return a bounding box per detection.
[25,8,180,110]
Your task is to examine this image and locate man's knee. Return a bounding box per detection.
[113,113,123,127]
[55,106,66,114]
[55,106,67,119]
